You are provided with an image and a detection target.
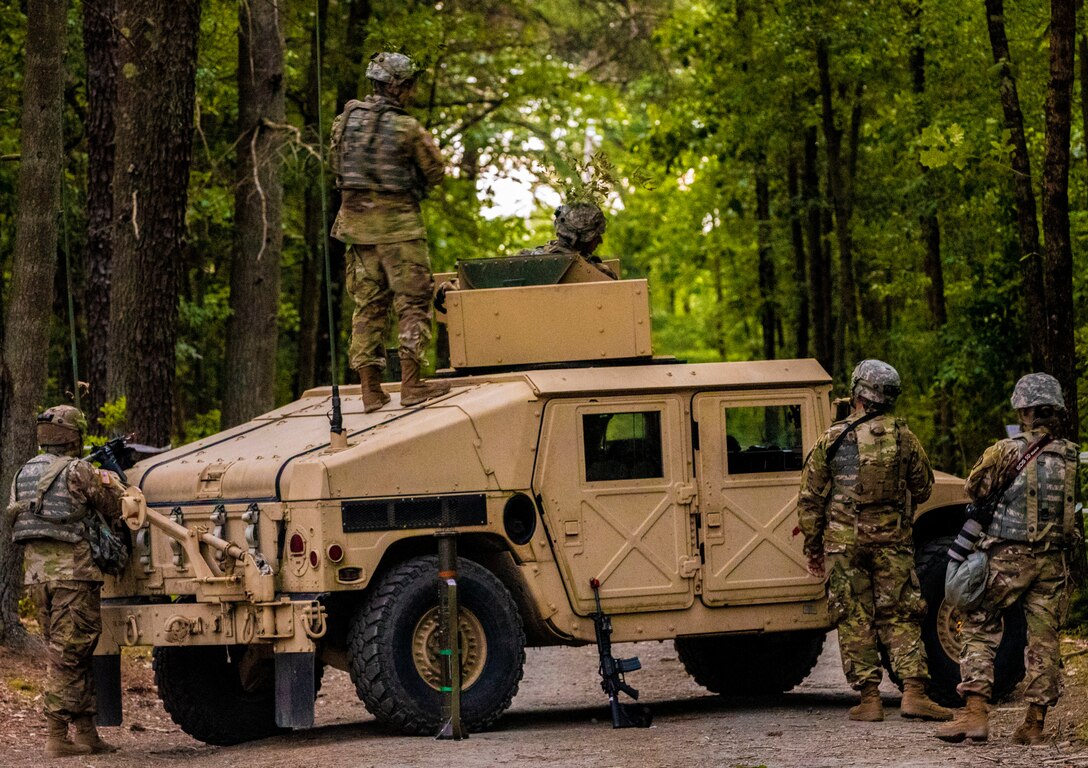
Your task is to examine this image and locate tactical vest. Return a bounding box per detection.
[831,415,910,510]
[10,454,87,544]
[336,97,427,200]
[987,435,1078,544]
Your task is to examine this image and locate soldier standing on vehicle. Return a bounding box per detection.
[936,373,1079,744]
[330,51,449,413]
[7,406,123,757]
[517,201,617,278]
[798,360,953,722]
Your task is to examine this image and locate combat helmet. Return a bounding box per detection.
[37,404,86,448]
[1010,372,1065,411]
[850,359,901,405]
[366,52,416,86]
[555,202,606,249]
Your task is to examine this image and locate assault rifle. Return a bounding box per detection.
[87,436,167,483]
[589,578,653,729]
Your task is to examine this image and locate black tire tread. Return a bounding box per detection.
[675,629,826,696]
[347,555,525,735]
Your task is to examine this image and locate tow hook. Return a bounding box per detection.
[301,602,328,640]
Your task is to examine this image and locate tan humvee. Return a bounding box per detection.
[95,257,981,745]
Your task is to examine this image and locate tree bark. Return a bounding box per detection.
[82,0,118,431]
[108,0,201,447]
[816,40,858,376]
[0,0,67,647]
[756,157,776,361]
[788,154,809,359]
[984,0,1047,370]
[222,0,286,428]
[1080,33,1088,174]
[1042,0,1078,437]
[803,126,831,371]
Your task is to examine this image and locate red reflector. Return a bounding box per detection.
[327,544,344,563]
[309,551,319,567]
[289,533,305,555]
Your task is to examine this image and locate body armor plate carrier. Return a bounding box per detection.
[987,436,1078,544]
[10,454,86,544]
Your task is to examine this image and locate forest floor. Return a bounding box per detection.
[4,631,1088,768]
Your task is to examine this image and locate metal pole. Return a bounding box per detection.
[435,530,467,740]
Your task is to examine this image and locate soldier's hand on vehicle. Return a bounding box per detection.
[806,554,826,580]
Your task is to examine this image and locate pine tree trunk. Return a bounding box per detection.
[788,155,809,358]
[985,0,1047,370]
[756,157,776,361]
[0,0,67,647]
[803,126,831,371]
[108,0,201,448]
[222,0,286,428]
[1042,0,1078,438]
[82,0,118,430]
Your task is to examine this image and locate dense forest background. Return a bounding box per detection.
[0,2,1084,509]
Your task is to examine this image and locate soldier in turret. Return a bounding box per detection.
[7,406,123,757]
[517,201,616,279]
[330,51,449,413]
[937,373,1080,744]
[798,360,952,723]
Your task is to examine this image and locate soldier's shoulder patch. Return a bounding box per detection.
[98,469,112,485]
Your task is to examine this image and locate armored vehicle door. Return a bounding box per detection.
[693,390,825,607]
[534,396,696,615]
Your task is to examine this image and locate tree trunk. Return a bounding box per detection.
[1042,0,1078,438]
[803,126,831,371]
[817,40,858,375]
[1080,33,1088,174]
[984,0,1047,370]
[756,157,776,361]
[296,0,329,398]
[82,0,118,430]
[222,0,286,428]
[0,0,67,647]
[108,0,201,448]
[788,154,809,358]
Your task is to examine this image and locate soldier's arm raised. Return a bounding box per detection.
[412,123,445,190]
[68,460,122,521]
[964,440,1019,502]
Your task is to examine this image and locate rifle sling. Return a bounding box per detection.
[825,409,883,464]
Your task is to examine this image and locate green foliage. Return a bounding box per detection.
[98,398,127,436]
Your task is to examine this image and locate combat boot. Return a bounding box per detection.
[400,358,450,407]
[848,682,884,722]
[44,716,91,758]
[900,678,954,721]
[357,365,390,413]
[71,715,118,754]
[935,693,989,742]
[1011,703,1047,745]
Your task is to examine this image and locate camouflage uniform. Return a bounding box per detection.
[518,202,616,279]
[331,92,445,370]
[10,454,122,722]
[957,429,1078,707]
[798,411,934,689]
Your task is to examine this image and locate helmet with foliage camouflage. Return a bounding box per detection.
[36,404,87,447]
[366,52,416,86]
[850,359,901,405]
[1010,372,1065,411]
[554,202,606,247]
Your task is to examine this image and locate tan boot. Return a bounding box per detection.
[71,715,118,754]
[848,682,884,722]
[1011,703,1047,745]
[900,678,954,721]
[935,693,989,742]
[44,716,91,758]
[357,365,390,413]
[399,358,450,407]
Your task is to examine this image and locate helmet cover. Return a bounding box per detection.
[1010,372,1065,410]
[36,404,86,446]
[554,202,606,246]
[850,359,901,405]
[366,52,416,85]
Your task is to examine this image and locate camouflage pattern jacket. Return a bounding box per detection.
[965,428,1079,549]
[7,453,123,584]
[330,95,444,246]
[515,240,617,279]
[798,412,934,558]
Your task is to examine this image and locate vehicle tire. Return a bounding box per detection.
[154,645,323,746]
[348,555,526,735]
[914,536,1026,706]
[674,629,826,695]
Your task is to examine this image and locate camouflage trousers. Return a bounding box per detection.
[827,543,929,689]
[346,241,435,370]
[957,542,1067,706]
[29,580,101,721]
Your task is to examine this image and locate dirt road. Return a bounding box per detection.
[4,634,1088,768]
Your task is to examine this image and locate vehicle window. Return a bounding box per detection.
[583,411,664,482]
[725,404,803,474]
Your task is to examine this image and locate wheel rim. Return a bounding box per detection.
[936,599,1003,660]
[411,607,487,691]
